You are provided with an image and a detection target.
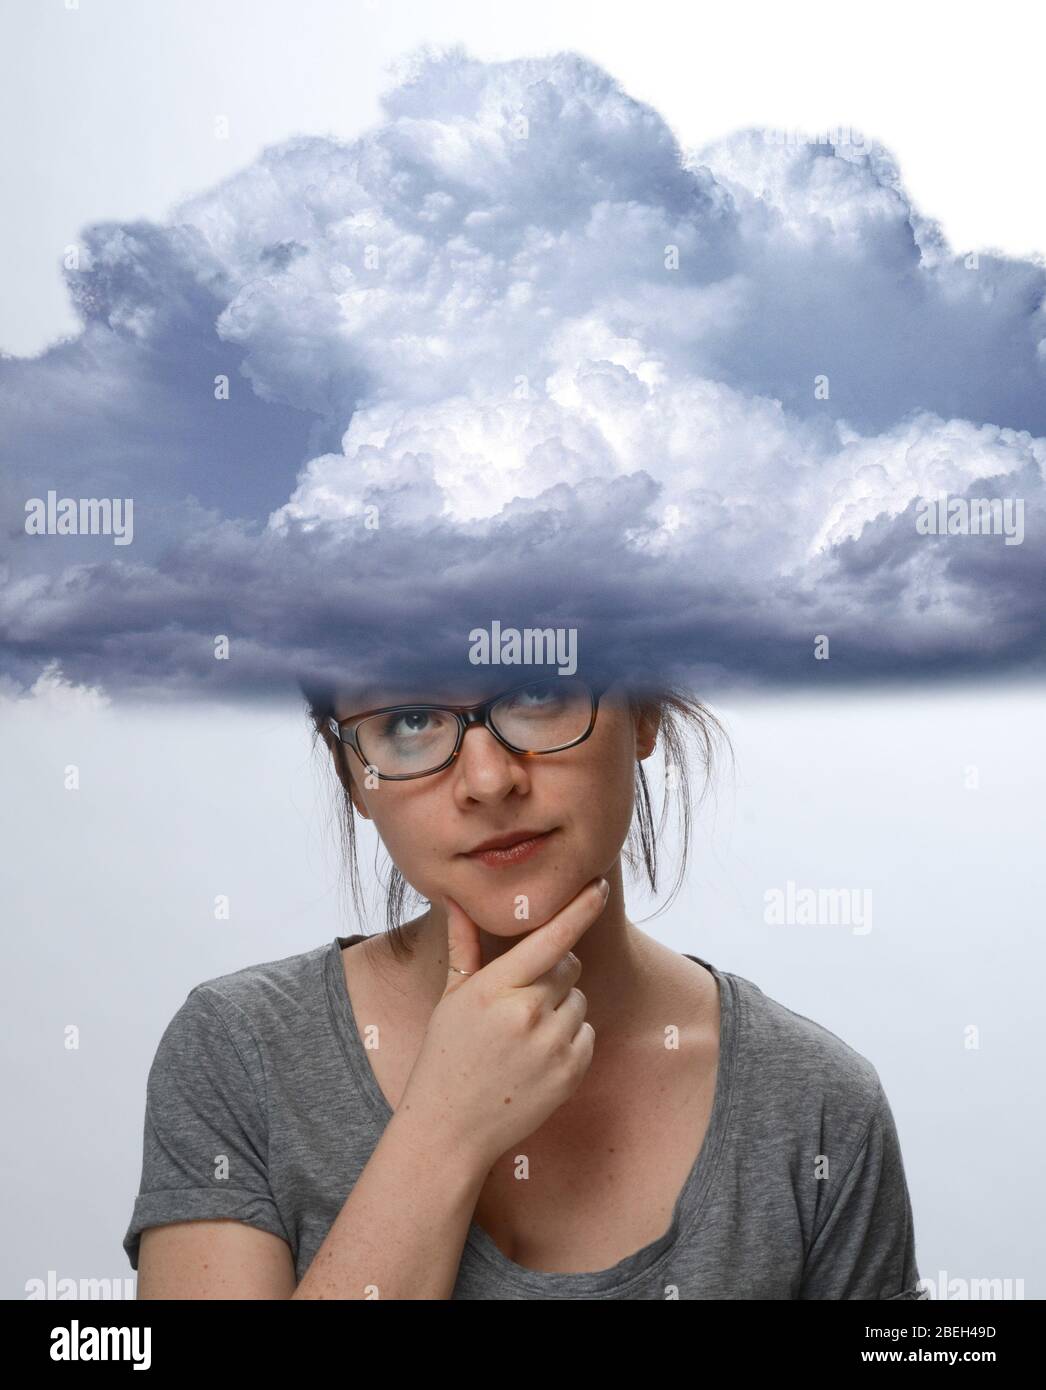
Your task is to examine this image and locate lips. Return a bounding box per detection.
[463,828,556,867]
[465,829,552,854]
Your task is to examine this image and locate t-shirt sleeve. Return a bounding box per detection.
[122,985,291,1271]
[799,1078,928,1300]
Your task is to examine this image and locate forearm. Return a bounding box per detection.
[292,1107,488,1300]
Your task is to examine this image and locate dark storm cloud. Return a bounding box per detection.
[2,47,1044,702]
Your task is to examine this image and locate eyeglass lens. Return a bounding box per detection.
[354,677,593,776]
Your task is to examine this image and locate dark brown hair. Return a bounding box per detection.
[301,680,730,962]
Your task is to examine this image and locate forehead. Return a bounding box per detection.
[335,677,514,716]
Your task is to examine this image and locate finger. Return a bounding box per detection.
[570,1020,596,1061]
[442,895,483,994]
[552,984,588,1031]
[529,950,583,1009]
[489,877,609,990]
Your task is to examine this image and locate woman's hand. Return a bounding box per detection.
[397,877,608,1172]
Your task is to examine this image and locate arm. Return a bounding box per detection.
[136,1108,487,1300]
[292,1107,488,1300]
[126,986,488,1300]
[137,1221,297,1299]
[124,986,297,1295]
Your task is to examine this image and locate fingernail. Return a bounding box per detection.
[597,877,610,900]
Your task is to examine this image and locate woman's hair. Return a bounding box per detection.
[301,679,730,961]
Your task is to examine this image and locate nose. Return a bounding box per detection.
[451,722,528,802]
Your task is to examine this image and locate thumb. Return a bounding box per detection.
[442,895,482,996]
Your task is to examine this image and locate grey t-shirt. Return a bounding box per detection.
[123,935,928,1299]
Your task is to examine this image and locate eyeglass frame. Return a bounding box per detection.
[327,676,606,781]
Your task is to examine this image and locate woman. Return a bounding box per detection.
[123,671,927,1299]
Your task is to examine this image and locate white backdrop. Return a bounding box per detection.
[1,679,1042,1296]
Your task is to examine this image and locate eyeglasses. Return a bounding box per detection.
[328,676,604,780]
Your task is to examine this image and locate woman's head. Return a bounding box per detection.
[302,673,726,957]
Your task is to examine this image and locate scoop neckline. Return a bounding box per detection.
[323,932,739,1296]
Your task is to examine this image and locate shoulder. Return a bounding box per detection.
[720,966,885,1149]
[153,940,335,1075]
[183,939,332,1026]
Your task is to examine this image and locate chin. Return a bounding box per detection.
[460,874,592,937]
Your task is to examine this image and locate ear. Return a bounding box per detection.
[634,698,661,762]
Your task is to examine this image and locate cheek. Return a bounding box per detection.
[366,798,444,888]
[595,773,637,856]
[536,753,636,884]
[579,736,637,830]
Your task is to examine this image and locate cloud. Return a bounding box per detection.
[2,45,1044,700]
[0,659,110,713]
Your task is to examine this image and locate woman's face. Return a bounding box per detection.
[331,680,659,936]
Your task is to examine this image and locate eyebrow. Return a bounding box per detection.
[336,688,448,717]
